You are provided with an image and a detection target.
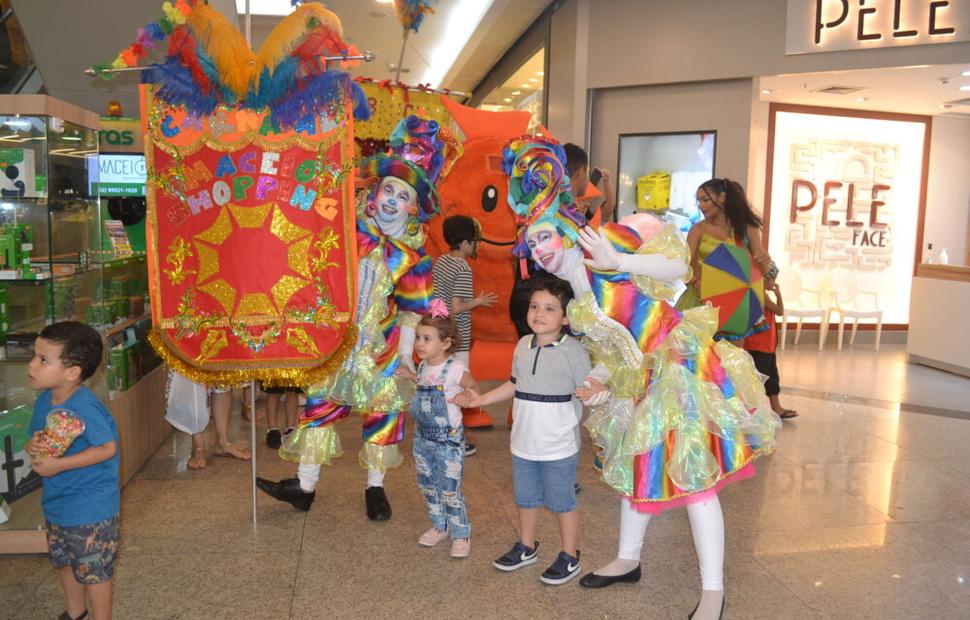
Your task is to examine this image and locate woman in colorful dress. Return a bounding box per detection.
[677,178,774,341]
[504,137,780,619]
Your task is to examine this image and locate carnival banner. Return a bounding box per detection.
[142,87,358,386]
[354,79,455,159]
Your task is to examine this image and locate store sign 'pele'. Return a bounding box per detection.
[786,0,970,54]
[790,180,891,248]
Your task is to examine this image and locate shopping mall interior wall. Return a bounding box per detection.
[546,0,589,144]
[924,115,970,265]
[584,0,970,90]
[589,78,755,204]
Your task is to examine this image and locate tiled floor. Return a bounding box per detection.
[3,347,970,619]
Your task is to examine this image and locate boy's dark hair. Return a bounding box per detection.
[562,143,588,177]
[418,313,460,354]
[530,277,574,314]
[39,321,104,381]
[442,215,480,250]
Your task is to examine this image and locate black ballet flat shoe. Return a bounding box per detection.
[687,596,725,620]
[255,477,315,511]
[578,564,641,588]
[365,486,392,521]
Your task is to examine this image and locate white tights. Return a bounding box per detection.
[617,495,725,590]
[296,463,384,493]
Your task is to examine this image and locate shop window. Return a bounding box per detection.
[615,131,716,233]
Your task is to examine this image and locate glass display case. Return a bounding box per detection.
[0,96,167,553]
[615,131,717,231]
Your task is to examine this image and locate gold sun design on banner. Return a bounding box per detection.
[193,203,314,318]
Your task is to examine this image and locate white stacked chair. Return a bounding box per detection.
[777,270,830,351]
[829,268,884,351]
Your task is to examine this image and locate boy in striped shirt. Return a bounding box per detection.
[432,215,497,453]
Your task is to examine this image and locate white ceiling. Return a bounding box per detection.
[242,0,551,93]
[759,63,970,118]
[9,0,550,117]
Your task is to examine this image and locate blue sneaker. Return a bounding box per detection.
[540,550,581,585]
[493,541,539,571]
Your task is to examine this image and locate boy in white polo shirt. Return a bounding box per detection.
[455,278,591,585]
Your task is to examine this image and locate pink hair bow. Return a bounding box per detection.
[429,298,449,318]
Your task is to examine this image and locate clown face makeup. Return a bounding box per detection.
[374,176,417,237]
[526,221,565,274]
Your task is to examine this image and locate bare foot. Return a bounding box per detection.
[187,447,207,470]
[215,442,252,461]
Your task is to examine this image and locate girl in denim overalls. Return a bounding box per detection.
[411,305,480,558]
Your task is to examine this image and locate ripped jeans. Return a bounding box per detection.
[411,378,470,540]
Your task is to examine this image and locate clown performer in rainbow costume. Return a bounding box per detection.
[257,116,459,520]
[504,137,780,618]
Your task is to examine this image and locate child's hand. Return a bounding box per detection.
[475,291,497,309]
[30,455,63,478]
[395,365,417,381]
[25,431,46,457]
[576,378,609,406]
[451,389,481,408]
[395,354,417,380]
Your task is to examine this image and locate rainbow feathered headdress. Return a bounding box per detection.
[359,115,460,222]
[98,0,369,129]
[502,135,587,259]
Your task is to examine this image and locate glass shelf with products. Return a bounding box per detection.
[0,97,167,552]
[0,99,105,544]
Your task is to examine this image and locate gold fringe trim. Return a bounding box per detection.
[148,324,357,388]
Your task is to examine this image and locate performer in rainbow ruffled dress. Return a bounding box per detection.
[503,136,780,618]
[257,116,459,520]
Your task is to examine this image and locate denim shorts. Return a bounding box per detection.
[511,452,579,513]
[47,515,119,585]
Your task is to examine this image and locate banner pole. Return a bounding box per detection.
[250,380,257,528]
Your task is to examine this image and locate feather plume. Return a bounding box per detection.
[187,3,256,99]
[256,3,345,77]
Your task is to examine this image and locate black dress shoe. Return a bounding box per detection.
[578,564,641,588]
[365,486,392,521]
[687,596,725,620]
[255,477,315,511]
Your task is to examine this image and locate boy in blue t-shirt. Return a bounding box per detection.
[26,321,119,620]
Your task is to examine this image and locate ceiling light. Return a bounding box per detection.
[234,1,296,16]
[376,0,393,3]
[963,70,970,77]
[940,104,953,109]
[529,77,538,82]
[761,89,773,95]
[521,83,530,88]
[62,135,82,141]
[855,97,869,102]
[511,90,521,95]
[421,0,495,88]
[3,118,31,130]
[537,71,544,76]
[503,97,512,102]
[961,85,970,92]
